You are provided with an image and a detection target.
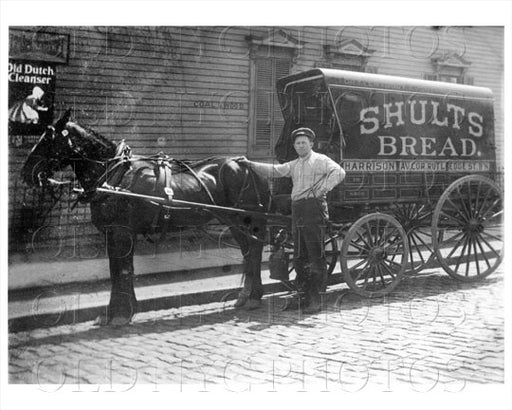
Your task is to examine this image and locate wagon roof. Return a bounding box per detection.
[276,68,494,101]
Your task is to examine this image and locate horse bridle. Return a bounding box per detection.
[46,125,107,164]
[39,124,120,188]
[37,125,77,180]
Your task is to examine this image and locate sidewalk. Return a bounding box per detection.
[8,244,306,332]
[8,245,254,291]
[9,236,448,332]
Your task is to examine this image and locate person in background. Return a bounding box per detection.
[239,127,345,313]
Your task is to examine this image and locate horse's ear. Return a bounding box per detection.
[55,108,72,130]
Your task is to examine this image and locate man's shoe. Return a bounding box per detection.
[303,296,321,314]
[246,299,262,310]
[284,296,307,311]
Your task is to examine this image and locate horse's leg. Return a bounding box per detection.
[95,225,138,326]
[230,219,266,310]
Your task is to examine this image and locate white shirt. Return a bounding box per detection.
[250,151,345,201]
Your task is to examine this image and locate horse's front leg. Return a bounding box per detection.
[230,221,265,310]
[95,225,138,326]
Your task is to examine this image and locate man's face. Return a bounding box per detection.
[293,136,314,158]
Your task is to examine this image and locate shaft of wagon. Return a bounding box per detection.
[95,186,289,221]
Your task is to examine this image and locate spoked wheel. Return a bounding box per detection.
[393,202,436,274]
[282,232,339,279]
[341,213,409,298]
[432,175,503,281]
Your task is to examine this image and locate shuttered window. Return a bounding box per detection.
[249,56,290,158]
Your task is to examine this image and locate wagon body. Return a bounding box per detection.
[276,68,497,211]
[274,69,502,297]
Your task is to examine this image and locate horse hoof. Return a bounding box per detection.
[234,299,246,309]
[92,314,109,327]
[110,316,132,326]
[234,295,248,308]
[243,299,262,310]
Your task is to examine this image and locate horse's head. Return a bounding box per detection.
[21,109,116,187]
[21,109,76,186]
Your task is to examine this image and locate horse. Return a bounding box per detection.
[21,109,273,326]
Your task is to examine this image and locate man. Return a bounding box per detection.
[240,127,345,313]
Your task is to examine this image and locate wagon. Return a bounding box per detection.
[268,68,503,298]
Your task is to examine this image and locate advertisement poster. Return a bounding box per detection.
[7,29,67,140]
[8,60,56,136]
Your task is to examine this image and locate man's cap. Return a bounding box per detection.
[291,127,315,142]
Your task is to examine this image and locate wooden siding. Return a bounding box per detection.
[49,27,251,159]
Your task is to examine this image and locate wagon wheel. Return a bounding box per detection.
[432,175,503,281]
[341,213,409,298]
[281,231,339,277]
[392,202,435,274]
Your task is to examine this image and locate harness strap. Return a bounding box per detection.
[153,156,174,241]
[232,163,264,211]
[172,158,217,205]
[231,166,250,208]
[248,167,263,207]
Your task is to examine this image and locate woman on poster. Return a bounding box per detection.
[8,86,48,124]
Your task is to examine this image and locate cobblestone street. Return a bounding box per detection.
[8,266,504,393]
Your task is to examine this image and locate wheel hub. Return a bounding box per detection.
[368,247,386,264]
[466,217,483,233]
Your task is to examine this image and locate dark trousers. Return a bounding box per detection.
[292,198,328,301]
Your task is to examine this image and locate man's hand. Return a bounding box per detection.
[235,156,250,165]
[315,187,328,197]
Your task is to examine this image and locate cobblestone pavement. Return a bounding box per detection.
[8,266,504,393]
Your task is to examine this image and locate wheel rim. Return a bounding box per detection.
[393,202,435,274]
[341,213,409,297]
[432,176,503,281]
[324,236,339,275]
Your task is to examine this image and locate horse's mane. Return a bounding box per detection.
[67,121,117,159]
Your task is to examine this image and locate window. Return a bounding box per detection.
[322,39,375,73]
[249,56,290,158]
[424,53,473,84]
[247,29,302,159]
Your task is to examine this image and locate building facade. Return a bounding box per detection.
[8,26,504,252]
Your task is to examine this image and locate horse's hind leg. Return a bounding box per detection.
[96,225,138,326]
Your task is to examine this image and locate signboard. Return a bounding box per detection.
[328,85,496,172]
[9,29,69,64]
[8,60,56,136]
[276,71,496,175]
[340,159,492,173]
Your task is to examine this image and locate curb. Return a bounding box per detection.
[9,245,449,332]
[8,268,345,333]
